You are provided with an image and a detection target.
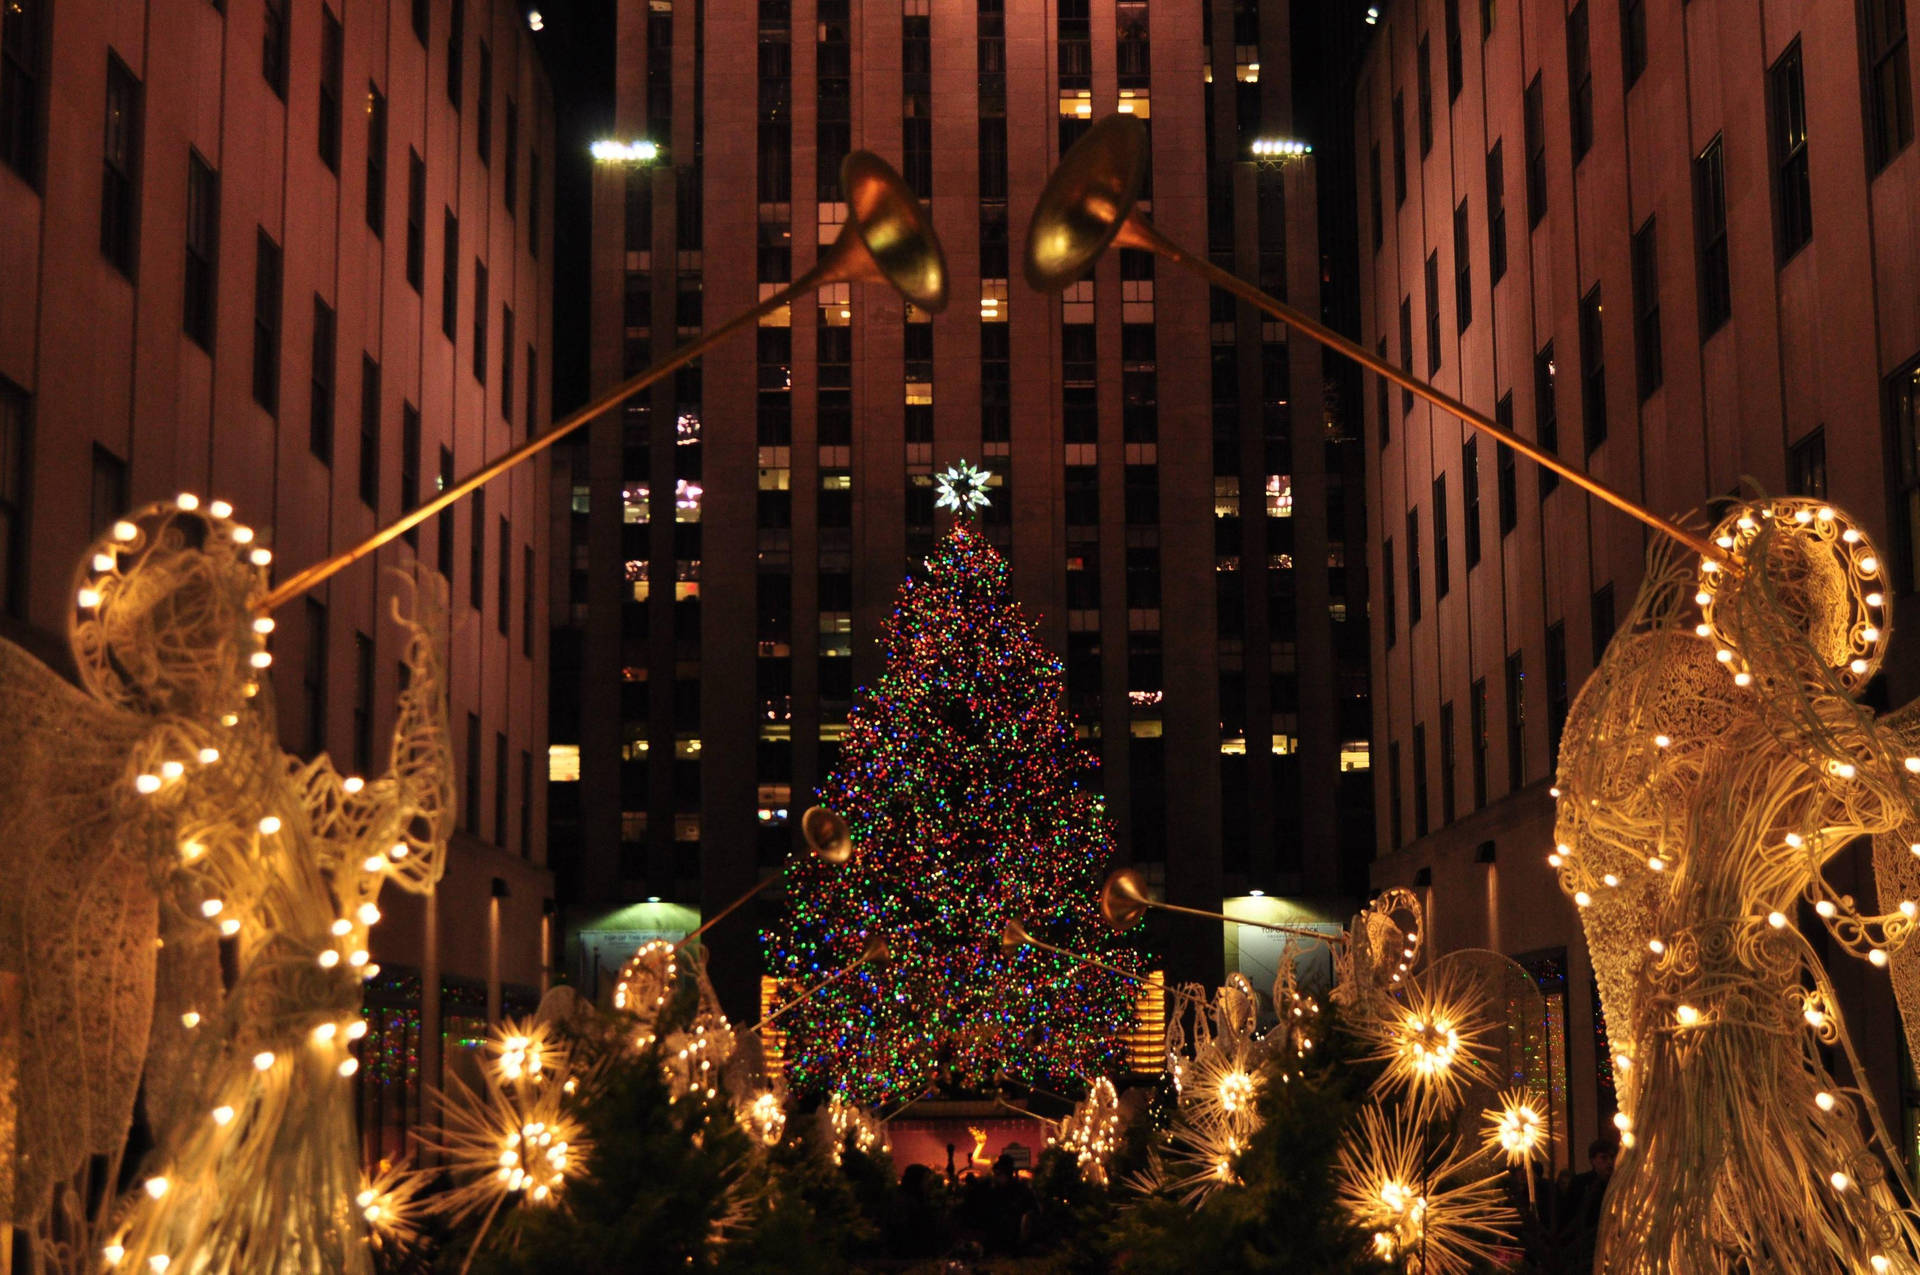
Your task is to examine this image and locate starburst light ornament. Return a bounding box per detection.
[934,459,993,515]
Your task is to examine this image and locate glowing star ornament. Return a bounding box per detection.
[1334,1105,1515,1275]
[933,459,994,515]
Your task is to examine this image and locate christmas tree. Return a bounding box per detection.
[764,466,1139,1105]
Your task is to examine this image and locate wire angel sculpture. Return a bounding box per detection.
[1553,496,1920,1273]
[0,496,453,1274]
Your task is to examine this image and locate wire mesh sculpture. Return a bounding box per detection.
[0,496,453,1273]
[1553,497,1920,1273]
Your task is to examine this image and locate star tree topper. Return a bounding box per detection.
[935,460,993,516]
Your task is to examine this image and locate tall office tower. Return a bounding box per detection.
[1358,0,1920,1171]
[0,0,556,1158]
[566,0,1374,1019]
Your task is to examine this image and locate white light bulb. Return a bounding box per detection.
[1574,891,1592,907]
[331,918,353,936]
[253,616,275,634]
[1861,556,1879,575]
[1547,853,1563,868]
[253,1051,276,1070]
[219,918,240,937]
[134,774,162,794]
[1850,659,1869,675]
[148,1257,171,1274]
[1648,857,1666,871]
[181,1011,201,1028]
[1603,874,1620,887]
[357,903,381,925]
[1868,592,1885,607]
[1654,734,1671,748]
[1816,1091,1836,1112]
[1675,1004,1700,1026]
[343,775,365,793]
[1768,911,1787,928]
[1870,949,1888,967]
[104,1245,125,1266]
[212,1105,234,1125]
[249,548,273,566]
[318,950,340,968]
[1786,832,1805,847]
[1864,627,1882,643]
[199,899,223,918]
[349,949,370,967]
[231,525,254,544]
[312,1022,338,1044]
[198,747,220,763]
[1649,939,1665,954]
[1816,900,1837,918]
[249,651,273,669]
[209,500,233,518]
[346,1019,368,1040]
[339,1057,360,1077]
[259,816,282,834]
[143,1176,169,1199]
[364,855,387,872]
[92,553,115,572]
[112,520,138,541]
[176,493,200,511]
[1613,1112,1632,1131]
[1734,672,1753,687]
[1831,1171,1851,1191]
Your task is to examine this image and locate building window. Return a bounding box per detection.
[1369,143,1383,251]
[184,152,218,349]
[469,487,486,610]
[494,731,508,845]
[366,85,386,235]
[0,378,27,617]
[405,151,425,290]
[501,307,515,424]
[519,750,533,855]
[304,599,328,756]
[401,402,420,544]
[1789,427,1827,498]
[463,712,480,831]
[411,0,427,43]
[1392,92,1407,206]
[473,260,488,382]
[1,0,45,184]
[263,0,288,98]
[352,631,374,774]
[1444,0,1464,101]
[1622,0,1647,87]
[1463,436,1482,567]
[1886,357,1920,591]
[1546,621,1568,760]
[1425,251,1442,372]
[523,543,535,656]
[1770,40,1812,259]
[1505,650,1526,791]
[310,297,335,461]
[1535,342,1558,495]
[1496,394,1517,534]
[477,42,492,164]
[1862,0,1913,172]
[441,210,459,339]
[1694,136,1731,334]
[359,354,380,507]
[530,152,541,254]
[1524,73,1547,228]
[1413,721,1429,837]
[504,98,519,212]
[1440,700,1457,825]
[1580,285,1605,453]
[1383,535,1396,645]
[1417,36,1433,157]
[1376,338,1391,445]
[101,54,140,278]
[447,0,464,108]
[1388,740,1403,847]
[1399,297,1414,414]
[1486,140,1507,283]
[497,515,511,635]
[1469,677,1488,809]
[1631,216,1662,399]
[437,446,454,578]
[319,8,342,171]
[1591,582,1616,665]
[1406,507,1422,625]
[253,230,282,414]
[1433,474,1450,599]
[1567,2,1592,161]
[1454,199,1472,331]
[526,344,538,437]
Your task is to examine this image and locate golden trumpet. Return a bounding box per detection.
[801,805,855,865]
[1097,866,1341,945]
[747,931,892,1036]
[263,152,948,611]
[1024,114,1718,564]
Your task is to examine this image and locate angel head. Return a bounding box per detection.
[68,495,271,719]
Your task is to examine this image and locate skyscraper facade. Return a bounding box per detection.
[0,0,556,1158]
[563,0,1375,1016]
[1358,0,1920,1167]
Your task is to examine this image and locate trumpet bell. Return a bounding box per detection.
[1099,867,1151,932]
[1023,114,1151,294]
[838,151,950,313]
[999,917,1032,955]
[801,805,854,864]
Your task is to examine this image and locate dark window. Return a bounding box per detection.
[1,0,45,183]
[0,378,28,616]
[1567,2,1593,161]
[1370,143,1384,251]
[463,712,480,831]
[1444,0,1464,101]
[1580,285,1606,453]
[902,115,932,198]
[90,443,126,535]
[1486,140,1508,283]
[359,354,380,507]
[519,750,532,855]
[1862,0,1913,172]
[1433,474,1451,599]
[501,307,515,423]
[1383,535,1397,645]
[504,98,519,212]
[1632,217,1662,399]
[411,0,428,44]
[366,85,387,235]
[1591,582,1616,664]
[469,486,485,608]
[473,259,488,382]
[1439,700,1457,825]
[352,631,374,774]
[184,152,218,348]
[1536,343,1558,495]
[522,543,534,656]
[319,8,342,171]
[1463,436,1482,567]
[1622,0,1647,87]
[1406,507,1423,625]
[305,599,328,756]
[310,296,336,460]
[1789,427,1827,497]
[1770,40,1812,259]
[1399,297,1414,413]
[1417,36,1434,157]
[1496,394,1517,534]
[1392,92,1408,205]
[1454,199,1472,331]
[1469,676,1488,809]
[1887,358,1920,590]
[1546,621,1568,758]
[401,402,421,544]
[101,55,140,277]
[526,344,538,436]
[405,151,425,289]
[979,117,1008,199]
[1425,251,1442,372]
[437,446,455,577]
[1377,338,1391,445]
[447,0,464,107]
[1413,721,1429,836]
[263,0,288,98]
[1389,740,1403,847]
[476,42,491,164]
[497,515,510,634]
[1505,649,1526,791]
[1524,74,1547,227]
[253,230,282,414]
[494,731,508,845]
[1694,135,1731,334]
[441,210,459,338]
[529,152,541,253]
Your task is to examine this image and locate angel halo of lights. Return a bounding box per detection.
[934,459,994,515]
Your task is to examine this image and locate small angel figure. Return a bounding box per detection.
[0,496,454,1273]
[1554,497,1920,1273]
